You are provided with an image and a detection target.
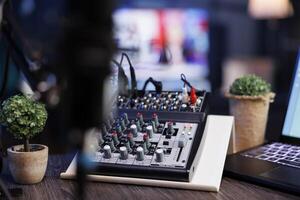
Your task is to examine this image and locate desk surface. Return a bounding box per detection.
[1,153,299,200]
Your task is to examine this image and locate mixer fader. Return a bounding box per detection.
[89,111,206,182]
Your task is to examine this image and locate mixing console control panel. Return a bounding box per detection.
[89,111,206,182]
[118,91,207,113]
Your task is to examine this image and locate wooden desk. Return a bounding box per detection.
[1,153,299,200]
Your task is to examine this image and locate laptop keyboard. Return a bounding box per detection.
[241,142,300,169]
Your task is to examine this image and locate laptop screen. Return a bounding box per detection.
[282,53,300,139]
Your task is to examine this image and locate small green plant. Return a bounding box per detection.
[230,74,271,96]
[0,94,47,152]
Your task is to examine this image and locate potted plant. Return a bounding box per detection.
[226,75,275,152]
[0,94,48,184]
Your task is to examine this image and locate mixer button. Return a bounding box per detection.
[136,146,145,161]
[163,141,169,146]
[155,149,164,162]
[119,146,128,160]
[165,135,172,139]
[103,145,112,159]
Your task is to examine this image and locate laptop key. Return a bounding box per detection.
[294,159,300,163]
[277,151,286,155]
[257,155,269,160]
[284,157,294,161]
[278,159,300,168]
[267,157,278,162]
[286,153,296,157]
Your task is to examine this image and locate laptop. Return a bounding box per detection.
[224,52,300,195]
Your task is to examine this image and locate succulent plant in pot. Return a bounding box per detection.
[226,75,275,152]
[0,94,48,184]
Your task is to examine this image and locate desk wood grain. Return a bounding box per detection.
[1,153,299,200]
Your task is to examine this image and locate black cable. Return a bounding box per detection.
[142,77,162,95]
[112,59,129,96]
[0,48,10,100]
[180,73,193,89]
[119,53,137,98]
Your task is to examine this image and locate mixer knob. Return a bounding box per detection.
[120,119,126,130]
[130,124,138,137]
[135,120,142,132]
[103,145,112,159]
[152,113,159,127]
[125,139,132,153]
[108,139,116,152]
[143,134,151,148]
[119,146,128,160]
[155,149,164,162]
[167,122,175,134]
[196,98,202,106]
[123,113,130,125]
[137,113,144,125]
[181,103,187,111]
[127,133,135,147]
[136,146,145,161]
[142,142,149,154]
[151,121,157,133]
[116,125,123,137]
[146,126,154,138]
[112,132,120,145]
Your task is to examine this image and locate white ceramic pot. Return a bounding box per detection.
[7,144,48,184]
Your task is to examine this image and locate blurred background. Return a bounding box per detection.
[1,0,300,152]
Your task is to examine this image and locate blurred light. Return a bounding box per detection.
[20,0,35,16]
[248,0,294,19]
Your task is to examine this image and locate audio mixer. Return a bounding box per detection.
[86,84,210,182]
[89,112,206,182]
